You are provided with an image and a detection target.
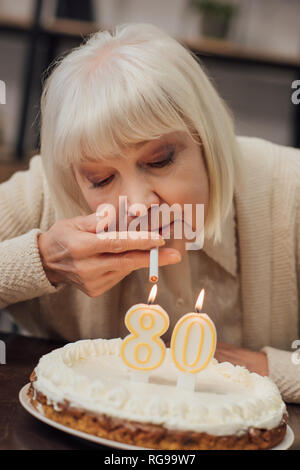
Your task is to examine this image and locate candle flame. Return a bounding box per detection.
[148,284,158,304]
[195,288,205,312]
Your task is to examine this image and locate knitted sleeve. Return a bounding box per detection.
[261,161,300,404]
[0,155,62,309]
[261,346,300,404]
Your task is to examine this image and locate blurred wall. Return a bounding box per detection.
[0,0,299,159]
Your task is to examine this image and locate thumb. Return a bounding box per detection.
[71,208,116,234]
[71,213,99,233]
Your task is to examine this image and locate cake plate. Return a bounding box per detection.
[19,383,294,451]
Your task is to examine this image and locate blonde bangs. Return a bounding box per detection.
[50,47,193,170]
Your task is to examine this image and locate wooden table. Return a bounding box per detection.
[0,332,299,450]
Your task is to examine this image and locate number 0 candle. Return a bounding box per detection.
[121,284,169,376]
[170,289,217,390]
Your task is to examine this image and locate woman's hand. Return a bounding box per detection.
[215,341,269,376]
[37,212,181,297]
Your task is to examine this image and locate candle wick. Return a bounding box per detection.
[195,307,201,313]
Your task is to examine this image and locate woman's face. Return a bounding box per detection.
[74,131,209,256]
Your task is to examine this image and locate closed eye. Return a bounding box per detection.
[147,150,175,168]
[90,175,114,189]
[90,150,175,189]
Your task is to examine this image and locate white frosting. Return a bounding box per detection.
[33,338,286,436]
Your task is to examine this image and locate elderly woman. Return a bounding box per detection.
[0,23,299,403]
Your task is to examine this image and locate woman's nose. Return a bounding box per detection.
[124,178,159,208]
[122,180,161,227]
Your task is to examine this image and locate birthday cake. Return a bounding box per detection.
[28,338,287,450]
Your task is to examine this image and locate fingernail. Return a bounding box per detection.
[150,233,165,243]
[170,253,181,263]
[150,231,162,239]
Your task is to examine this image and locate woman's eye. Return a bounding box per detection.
[148,150,175,168]
[89,150,175,189]
[90,175,114,189]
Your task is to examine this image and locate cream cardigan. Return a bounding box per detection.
[0,135,299,403]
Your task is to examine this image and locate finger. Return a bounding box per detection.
[69,256,131,284]
[72,213,100,233]
[100,247,182,271]
[96,205,118,233]
[82,269,132,298]
[71,208,116,234]
[77,231,165,256]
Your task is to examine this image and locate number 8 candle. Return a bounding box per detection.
[170,289,217,390]
[121,284,169,377]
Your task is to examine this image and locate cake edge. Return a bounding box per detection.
[28,369,288,450]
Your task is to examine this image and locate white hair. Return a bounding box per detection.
[40,22,241,244]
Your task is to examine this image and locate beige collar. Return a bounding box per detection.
[202,197,238,278]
